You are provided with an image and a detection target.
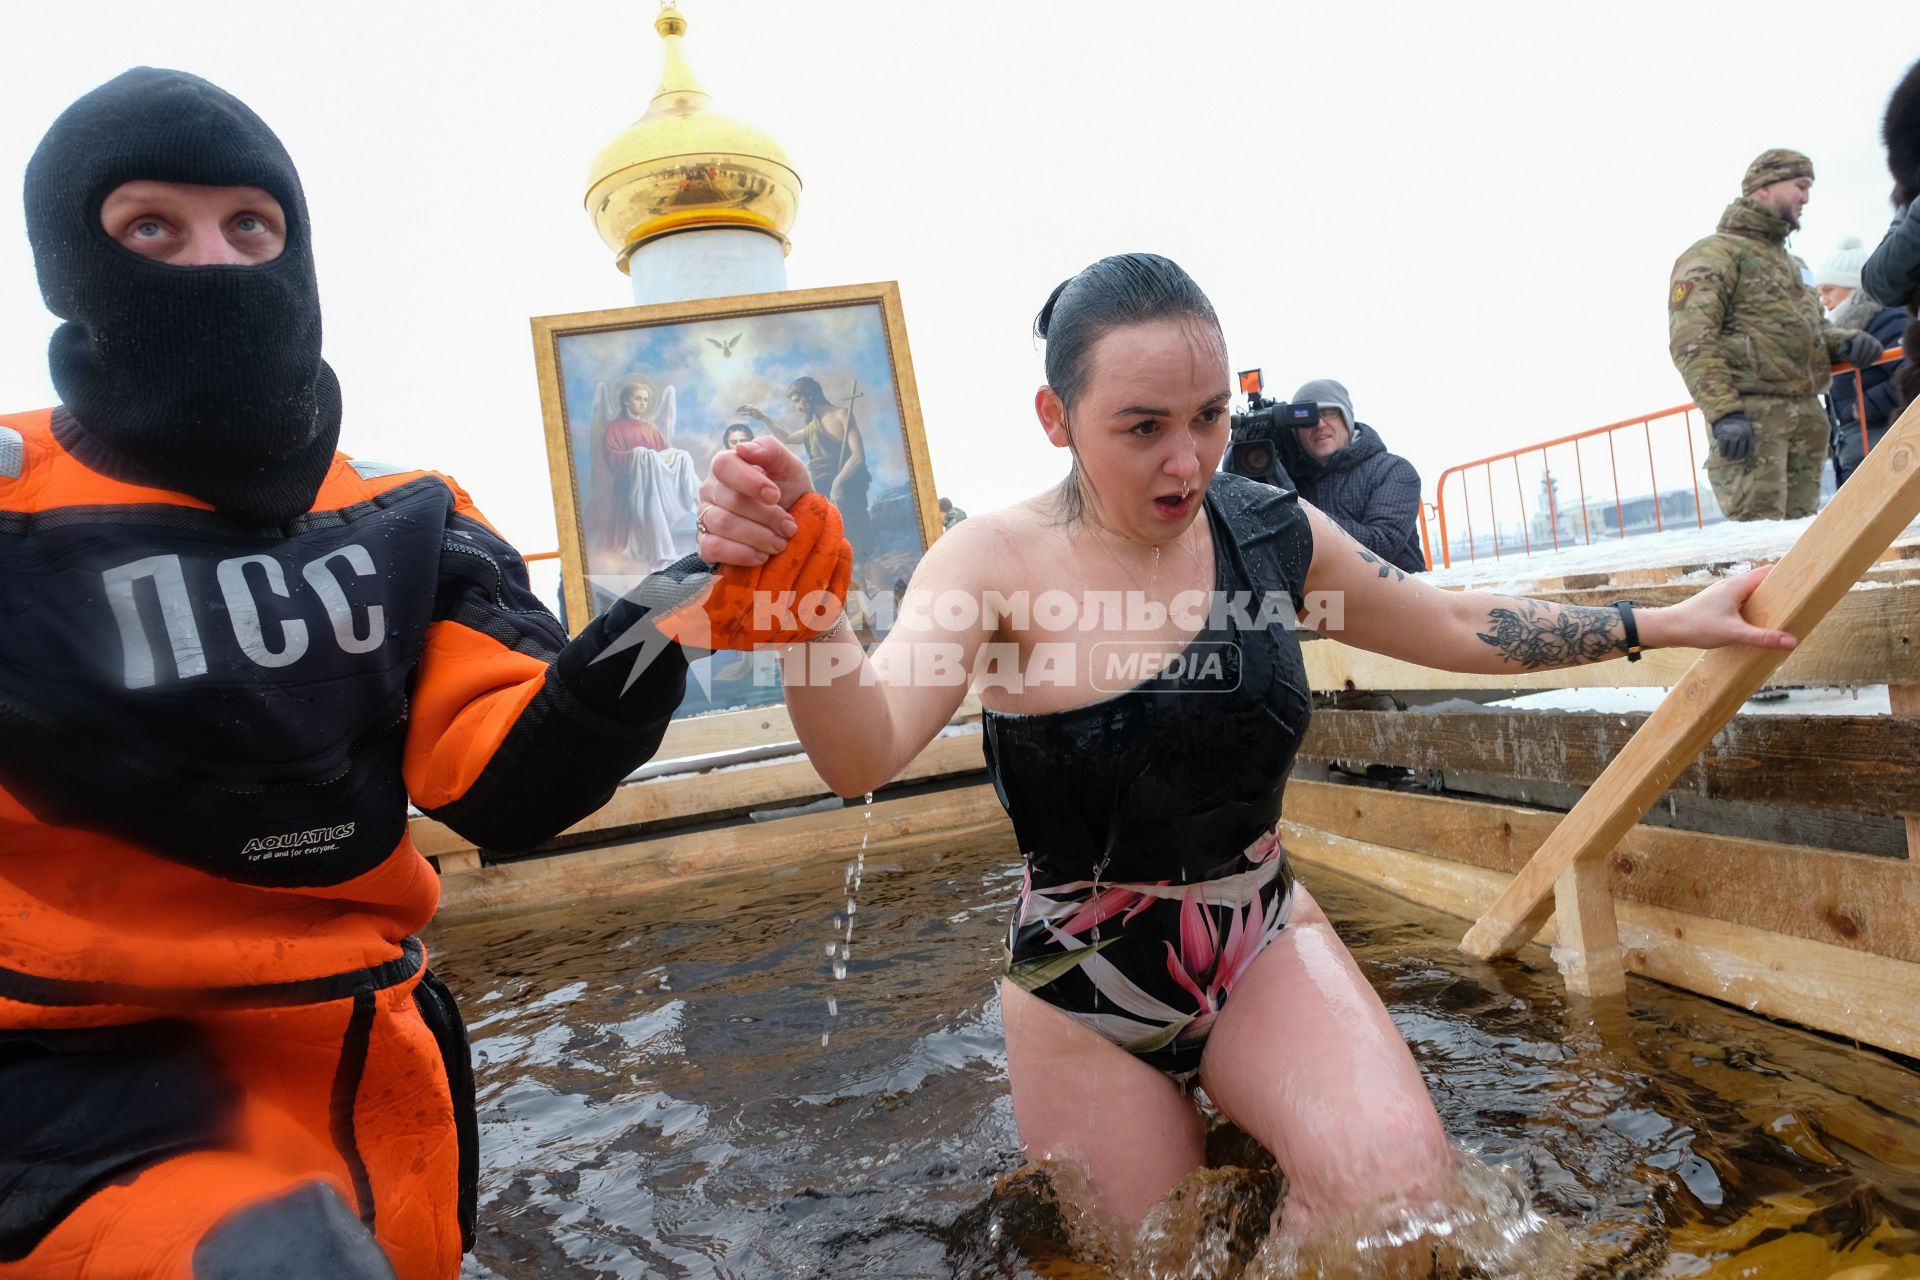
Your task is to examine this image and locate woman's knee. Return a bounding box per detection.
[1287,1095,1456,1217]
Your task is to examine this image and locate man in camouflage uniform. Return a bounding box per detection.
[1669,149,1884,520]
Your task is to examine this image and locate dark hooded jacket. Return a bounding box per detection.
[1281,422,1426,574]
[1864,204,1920,316]
[1864,55,1920,407]
[1825,293,1909,481]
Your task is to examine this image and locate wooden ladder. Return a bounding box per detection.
[1459,397,1920,995]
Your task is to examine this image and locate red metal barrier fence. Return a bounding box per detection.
[1426,347,1906,570]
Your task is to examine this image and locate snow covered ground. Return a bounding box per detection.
[1424,512,1920,593]
[1487,685,1893,716]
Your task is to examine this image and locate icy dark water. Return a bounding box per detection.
[426,821,1920,1279]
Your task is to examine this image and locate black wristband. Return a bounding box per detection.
[1612,600,1644,662]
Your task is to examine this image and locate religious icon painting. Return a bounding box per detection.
[531,281,940,728]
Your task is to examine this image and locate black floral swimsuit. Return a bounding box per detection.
[983,475,1316,1075]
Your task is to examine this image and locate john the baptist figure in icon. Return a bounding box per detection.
[735,375,873,550]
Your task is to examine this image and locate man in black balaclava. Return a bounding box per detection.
[27,66,339,527]
[0,69,713,1280]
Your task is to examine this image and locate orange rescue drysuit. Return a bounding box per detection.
[0,408,690,1278]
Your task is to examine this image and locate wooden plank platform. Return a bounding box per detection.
[1896,684,1920,860]
[1282,780,1920,966]
[434,769,1920,1054]
[552,691,987,771]
[1428,529,1920,596]
[438,779,1011,918]
[1282,809,1920,1058]
[1299,710,1920,817]
[1510,559,1920,610]
[413,721,986,861]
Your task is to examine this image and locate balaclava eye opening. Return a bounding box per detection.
[24,66,340,528]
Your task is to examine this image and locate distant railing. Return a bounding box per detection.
[1430,347,1906,569]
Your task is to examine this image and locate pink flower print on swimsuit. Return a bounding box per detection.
[1004,826,1295,1073]
[1163,879,1289,1044]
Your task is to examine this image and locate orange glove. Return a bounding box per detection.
[661,493,853,651]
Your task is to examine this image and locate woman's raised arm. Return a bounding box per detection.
[1296,504,1795,675]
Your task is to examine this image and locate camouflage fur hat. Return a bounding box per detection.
[1742,148,1814,196]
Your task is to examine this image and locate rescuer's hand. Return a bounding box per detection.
[661,493,852,648]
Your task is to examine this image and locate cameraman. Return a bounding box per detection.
[1282,379,1426,574]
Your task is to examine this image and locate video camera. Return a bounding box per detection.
[1224,369,1309,491]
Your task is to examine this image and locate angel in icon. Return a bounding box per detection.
[585,375,701,575]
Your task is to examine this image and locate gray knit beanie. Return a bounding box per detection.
[1293,378,1355,430]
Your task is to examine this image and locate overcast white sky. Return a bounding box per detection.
[3,1,1914,563]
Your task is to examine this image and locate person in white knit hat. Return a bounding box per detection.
[1814,236,1871,310]
[1816,236,1909,486]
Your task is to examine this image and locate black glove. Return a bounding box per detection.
[1712,412,1754,461]
[1844,330,1885,369]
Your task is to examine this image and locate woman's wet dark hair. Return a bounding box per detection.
[1034,253,1222,522]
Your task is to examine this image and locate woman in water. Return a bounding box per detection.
[693,255,1793,1247]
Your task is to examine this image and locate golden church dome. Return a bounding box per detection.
[585,3,802,271]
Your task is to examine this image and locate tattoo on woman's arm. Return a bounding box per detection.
[1476,599,1627,668]
[1356,547,1407,583]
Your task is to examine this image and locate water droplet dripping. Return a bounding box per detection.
[823,792,875,1041]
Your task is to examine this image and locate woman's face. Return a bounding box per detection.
[1036,318,1230,543]
[624,384,652,416]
